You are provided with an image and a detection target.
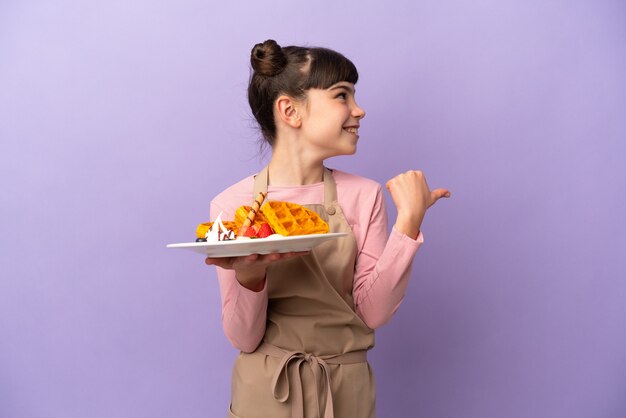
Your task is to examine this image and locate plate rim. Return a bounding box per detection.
[166,232,347,248]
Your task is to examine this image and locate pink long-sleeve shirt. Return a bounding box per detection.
[210,169,423,353]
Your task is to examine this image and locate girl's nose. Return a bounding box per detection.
[353,103,366,119]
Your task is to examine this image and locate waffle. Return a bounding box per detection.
[234,206,269,229]
[196,221,238,239]
[260,201,329,236]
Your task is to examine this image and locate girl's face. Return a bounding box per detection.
[297,82,366,160]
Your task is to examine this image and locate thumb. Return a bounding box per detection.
[430,188,451,204]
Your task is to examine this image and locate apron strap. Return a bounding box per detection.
[322,167,338,215]
[252,166,269,198]
[256,342,367,418]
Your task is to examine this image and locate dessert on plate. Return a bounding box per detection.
[196,192,329,243]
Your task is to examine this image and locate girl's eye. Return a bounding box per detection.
[336,92,347,100]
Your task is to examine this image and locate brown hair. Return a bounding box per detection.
[248,39,359,146]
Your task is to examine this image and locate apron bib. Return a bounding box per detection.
[228,167,375,418]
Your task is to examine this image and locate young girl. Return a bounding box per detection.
[205,39,450,418]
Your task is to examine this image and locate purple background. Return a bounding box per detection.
[1,1,625,417]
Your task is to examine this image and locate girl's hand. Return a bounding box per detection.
[205,251,309,291]
[386,170,450,239]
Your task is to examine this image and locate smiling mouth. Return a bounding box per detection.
[344,127,359,134]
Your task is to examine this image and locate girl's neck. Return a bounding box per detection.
[268,144,324,186]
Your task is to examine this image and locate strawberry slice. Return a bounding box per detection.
[257,223,274,238]
[242,226,258,238]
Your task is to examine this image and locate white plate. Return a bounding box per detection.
[166,233,348,257]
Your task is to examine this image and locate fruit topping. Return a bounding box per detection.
[242,226,258,238]
[257,223,274,238]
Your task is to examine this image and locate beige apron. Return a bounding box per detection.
[228,166,376,418]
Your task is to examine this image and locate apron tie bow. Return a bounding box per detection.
[257,342,367,418]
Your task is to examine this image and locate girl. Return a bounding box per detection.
[205,39,450,418]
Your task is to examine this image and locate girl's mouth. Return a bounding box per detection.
[343,127,359,134]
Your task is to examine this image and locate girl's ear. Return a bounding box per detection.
[275,95,302,128]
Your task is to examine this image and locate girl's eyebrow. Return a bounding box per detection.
[328,83,355,93]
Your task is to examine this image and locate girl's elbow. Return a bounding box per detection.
[224,328,264,353]
[361,312,391,330]
[238,341,260,354]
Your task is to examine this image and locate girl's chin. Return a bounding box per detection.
[330,146,357,158]
[320,141,358,159]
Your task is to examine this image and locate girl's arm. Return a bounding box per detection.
[213,266,268,352]
[208,201,268,352]
[352,187,423,328]
[352,171,449,328]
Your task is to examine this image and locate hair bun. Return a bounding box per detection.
[251,39,287,77]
